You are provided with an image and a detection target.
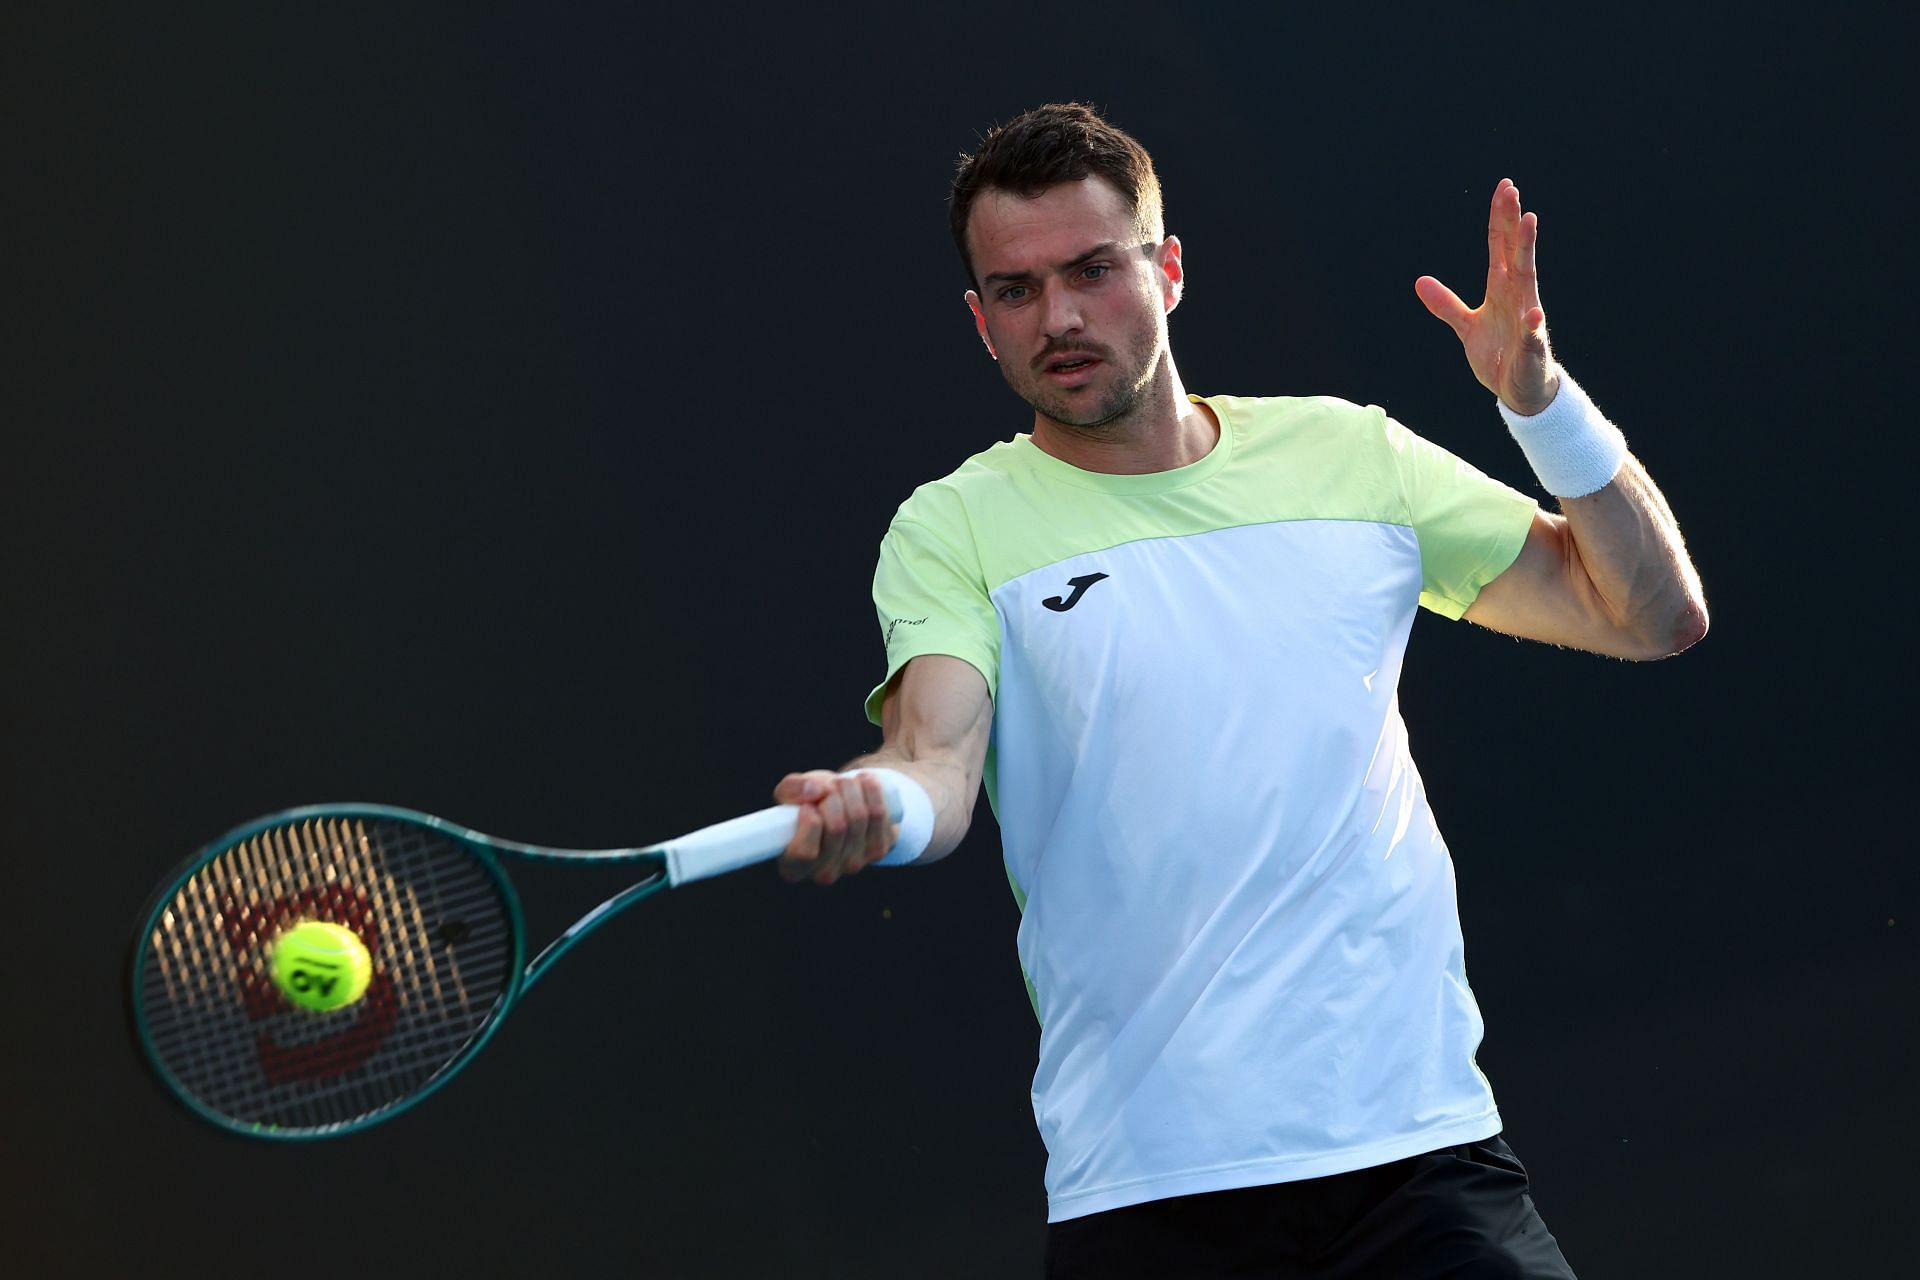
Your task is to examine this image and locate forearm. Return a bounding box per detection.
[1558,455,1709,657]
[853,653,992,862]
[1468,370,1711,659]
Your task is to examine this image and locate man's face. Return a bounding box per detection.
[964,177,1182,431]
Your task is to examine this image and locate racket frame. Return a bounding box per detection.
[129,802,672,1141]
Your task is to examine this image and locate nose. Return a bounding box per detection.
[1039,281,1083,340]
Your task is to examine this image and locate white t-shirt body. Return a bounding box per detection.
[866,395,1538,1222]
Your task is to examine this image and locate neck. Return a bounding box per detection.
[1028,354,1218,475]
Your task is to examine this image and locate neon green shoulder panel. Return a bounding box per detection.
[865,394,1534,721]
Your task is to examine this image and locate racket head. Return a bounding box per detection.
[129,805,527,1140]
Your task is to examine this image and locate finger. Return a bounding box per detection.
[811,786,844,885]
[779,804,822,882]
[1487,180,1524,289]
[817,780,850,864]
[1487,180,1511,268]
[1414,275,1473,335]
[773,770,832,805]
[1516,211,1545,323]
[834,776,872,873]
[812,809,851,884]
[859,773,893,866]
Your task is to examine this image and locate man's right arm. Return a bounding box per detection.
[773,654,993,886]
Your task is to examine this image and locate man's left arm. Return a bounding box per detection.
[1463,464,1707,659]
[1416,179,1708,660]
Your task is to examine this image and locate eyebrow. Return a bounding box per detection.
[981,241,1133,288]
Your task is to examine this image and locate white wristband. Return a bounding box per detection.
[1497,368,1627,498]
[846,767,935,866]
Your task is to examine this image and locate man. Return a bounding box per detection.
[771,103,1705,1277]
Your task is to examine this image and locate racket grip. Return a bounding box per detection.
[663,776,906,887]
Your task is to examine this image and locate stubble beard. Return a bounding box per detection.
[1009,337,1168,436]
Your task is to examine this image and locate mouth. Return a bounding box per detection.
[1042,354,1102,384]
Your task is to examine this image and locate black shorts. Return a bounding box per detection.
[1044,1134,1577,1279]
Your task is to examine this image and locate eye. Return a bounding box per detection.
[997,284,1030,304]
[1081,264,1109,281]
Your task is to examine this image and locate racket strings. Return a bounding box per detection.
[139,817,517,1135]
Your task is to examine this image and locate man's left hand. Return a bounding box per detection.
[1416,179,1560,416]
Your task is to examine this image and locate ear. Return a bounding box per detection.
[965,290,998,360]
[1156,236,1185,314]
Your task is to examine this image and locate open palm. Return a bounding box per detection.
[1416,179,1560,416]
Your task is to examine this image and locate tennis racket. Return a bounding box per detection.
[128,782,901,1140]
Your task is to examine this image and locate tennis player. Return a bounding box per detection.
[774,103,1705,1278]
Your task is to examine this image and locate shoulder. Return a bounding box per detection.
[888,437,1032,528]
[1203,391,1373,421]
[1199,392,1408,475]
[1190,392,1415,527]
[1203,392,1396,449]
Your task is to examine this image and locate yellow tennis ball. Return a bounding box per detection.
[271,920,373,1012]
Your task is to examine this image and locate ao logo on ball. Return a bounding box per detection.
[270,920,375,1012]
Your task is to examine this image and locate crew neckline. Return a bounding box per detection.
[1011,395,1235,494]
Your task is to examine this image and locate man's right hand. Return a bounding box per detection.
[773,769,900,885]
[772,654,994,886]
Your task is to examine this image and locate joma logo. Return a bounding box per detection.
[1042,573,1108,612]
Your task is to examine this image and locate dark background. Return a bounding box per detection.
[5,3,1912,1276]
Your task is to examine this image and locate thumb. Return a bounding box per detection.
[772,771,831,804]
[1414,276,1472,335]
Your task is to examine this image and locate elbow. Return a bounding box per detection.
[1669,598,1710,655]
[1622,596,1709,661]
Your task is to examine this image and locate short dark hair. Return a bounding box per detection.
[949,102,1165,290]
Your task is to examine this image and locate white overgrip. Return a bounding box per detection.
[660,804,805,887]
[663,773,912,887]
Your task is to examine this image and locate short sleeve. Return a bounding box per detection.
[1381,411,1538,620]
[863,515,1000,724]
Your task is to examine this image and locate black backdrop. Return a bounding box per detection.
[5,4,1912,1276]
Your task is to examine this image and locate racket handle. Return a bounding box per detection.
[662,775,905,886]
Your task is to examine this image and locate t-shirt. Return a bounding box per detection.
[864,393,1538,1222]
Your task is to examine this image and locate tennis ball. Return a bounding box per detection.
[271,920,373,1012]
